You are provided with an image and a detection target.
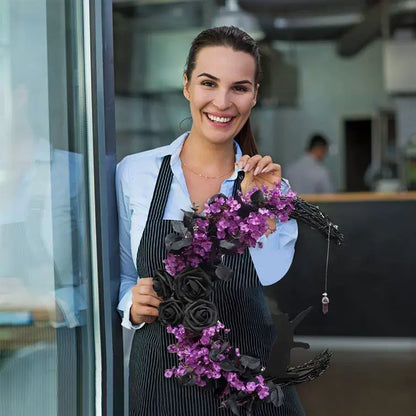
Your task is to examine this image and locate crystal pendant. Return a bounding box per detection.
[321,292,329,314]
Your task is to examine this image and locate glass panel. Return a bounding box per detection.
[0,1,94,415]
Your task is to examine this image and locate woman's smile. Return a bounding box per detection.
[204,112,235,127]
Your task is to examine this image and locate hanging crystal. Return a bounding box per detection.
[321,292,329,314]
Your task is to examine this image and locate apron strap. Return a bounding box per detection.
[147,155,173,220]
[232,171,245,197]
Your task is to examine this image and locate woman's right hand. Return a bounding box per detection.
[130,277,162,325]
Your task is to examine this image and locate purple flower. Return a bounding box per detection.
[164,369,174,378]
[246,381,257,393]
[257,386,270,399]
[256,375,265,384]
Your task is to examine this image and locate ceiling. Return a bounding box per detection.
[113,0,416,56]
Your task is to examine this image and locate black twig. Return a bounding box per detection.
[289,198,344,245]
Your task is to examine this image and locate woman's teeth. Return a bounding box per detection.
[207,114,232,123]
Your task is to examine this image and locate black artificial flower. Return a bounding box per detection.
[183,299,218,334]
[153,269,174,300]
[158,299,184,327]
[165,232,193,253]
[174,267,212,303]
[250,189,266,207]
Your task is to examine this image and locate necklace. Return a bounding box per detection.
[182,161,235,180]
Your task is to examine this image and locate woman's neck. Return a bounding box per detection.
[180,132,235,176]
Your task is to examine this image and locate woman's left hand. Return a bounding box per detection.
[238,154,282,236]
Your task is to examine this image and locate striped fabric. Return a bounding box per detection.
[130,155,305,416]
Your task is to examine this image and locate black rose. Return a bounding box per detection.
[158,299,184,327]
[183,299,218,334]
[153,269,174,300]
[174,267,212,302]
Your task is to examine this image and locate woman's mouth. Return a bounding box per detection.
[205,113,235,126]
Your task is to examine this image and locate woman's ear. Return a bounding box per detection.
[252,83,260,107]
[183,74,190,101]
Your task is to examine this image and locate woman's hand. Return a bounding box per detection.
[238,154,282,236]
[130,278,162,325]
[238,154,281,195]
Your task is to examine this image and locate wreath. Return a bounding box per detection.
[152,184,342,415]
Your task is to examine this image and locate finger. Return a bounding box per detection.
[260,164,282,183]
[260,172,282,187]
[133,294,161,309]
[243,155,262,172]
[130,305,159,325]
[142,316,157,324]
[136,277,154,286]
[262,162,281,175]
[253,155,273,175]
[136,278,160,294]
[133,285,161,301]
[237,154,250,170]
[266,217,277,234]
[272,164,282,182]
[134,304,159,316]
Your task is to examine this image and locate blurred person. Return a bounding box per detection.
[286,134,333,194]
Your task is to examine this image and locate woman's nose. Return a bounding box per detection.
[212,90,231,110]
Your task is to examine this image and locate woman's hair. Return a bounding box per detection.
[184,26,261,156]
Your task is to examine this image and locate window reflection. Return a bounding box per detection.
[0,1,93,415]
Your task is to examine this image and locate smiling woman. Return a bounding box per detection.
[116,26,304,416]
[182,47,258,149]
[180,45,261,210]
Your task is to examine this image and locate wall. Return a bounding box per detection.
[115,37,415,193]
[252,40,393,191]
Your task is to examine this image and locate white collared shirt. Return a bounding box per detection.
[116,132,298,329]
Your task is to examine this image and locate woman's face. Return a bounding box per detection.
[183,46,258,147]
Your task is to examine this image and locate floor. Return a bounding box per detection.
[292,337,416,416]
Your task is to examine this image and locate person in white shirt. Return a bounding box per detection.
[116,26,304,415]
[286,134,333,194]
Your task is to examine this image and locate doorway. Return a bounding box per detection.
[344,118,372,191]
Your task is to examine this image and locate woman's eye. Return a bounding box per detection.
[201,80,215,88]
[233,85,248,92]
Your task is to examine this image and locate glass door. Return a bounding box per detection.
[0,0,107,414]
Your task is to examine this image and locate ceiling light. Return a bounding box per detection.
[212,0,265,41]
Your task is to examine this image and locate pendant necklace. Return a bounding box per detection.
[182,161,235,180]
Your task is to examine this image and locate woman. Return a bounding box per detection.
[117,26,304,415]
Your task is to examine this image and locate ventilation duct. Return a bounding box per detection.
[337,0,416,57]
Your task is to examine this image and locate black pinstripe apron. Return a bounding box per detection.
[129,155,305,416]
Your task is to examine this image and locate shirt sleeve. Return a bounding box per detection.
[249,219,298,286]
[116,159,143,330]
[248,178,298,286]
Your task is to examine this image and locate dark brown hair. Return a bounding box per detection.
[184,26,261,156]
[307,134,329,151]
